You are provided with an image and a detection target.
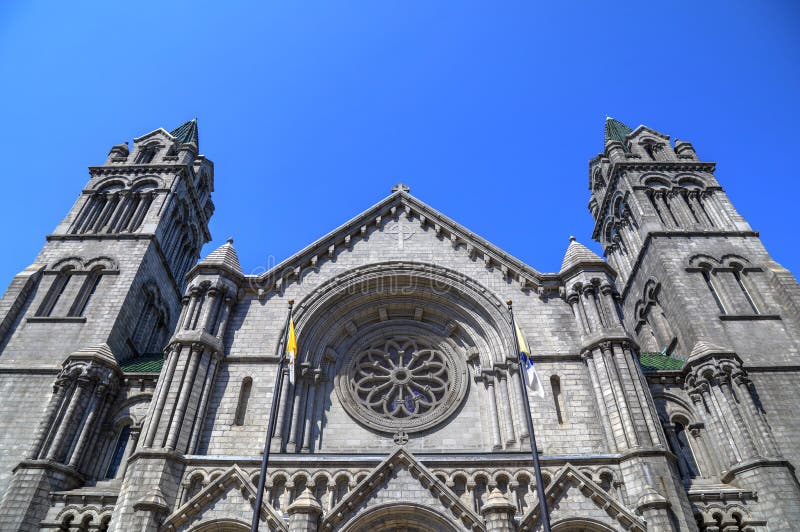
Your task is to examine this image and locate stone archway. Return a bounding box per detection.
[190,519,251,532]
[342,503,462,532]
[552,518,617,532]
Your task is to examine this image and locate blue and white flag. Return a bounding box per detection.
[515,322,545,398]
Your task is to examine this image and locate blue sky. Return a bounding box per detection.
[0,2,798,288]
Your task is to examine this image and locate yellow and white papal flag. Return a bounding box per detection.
[287,318,297,384]
[515,321,545,398]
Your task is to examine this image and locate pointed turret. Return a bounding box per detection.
[170,118,199,146]
[604,116,633,146]
[196,237,242,277]
[560,236,606,274]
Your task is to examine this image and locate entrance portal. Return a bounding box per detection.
[342,503,461,532]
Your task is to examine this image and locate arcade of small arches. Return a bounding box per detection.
[177,464,624,519]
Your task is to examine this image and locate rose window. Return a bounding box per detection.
[338,334,468,433]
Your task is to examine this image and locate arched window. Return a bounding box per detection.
[135,145,159,164]
[551,375,567,425]
[700,267,726,314]
[105,425,132,479]
[129,284,169,356]
[666,420,700,481]
[234,377,253,426]
[36,266,75,317]
[732,265,759,314]
[68,266,103,317]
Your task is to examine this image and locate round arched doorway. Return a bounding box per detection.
[342,503,461,532]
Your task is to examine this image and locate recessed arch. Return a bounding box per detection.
[341,503,462,532]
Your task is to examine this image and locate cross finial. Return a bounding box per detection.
[391,183,410,194]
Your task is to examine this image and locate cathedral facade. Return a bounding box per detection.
[0,118,798,531]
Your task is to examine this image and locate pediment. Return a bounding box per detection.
[321,447,485,531]
[518,464,645,532]
[251,189,562,298]
[161,465,286,532]
[133,128,176,146]
[628,125,670,143]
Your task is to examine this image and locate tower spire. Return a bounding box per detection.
[170,118,199,146]
[604,117,633,145]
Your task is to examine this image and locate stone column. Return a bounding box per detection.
[483,373,503,450]
[581,286,602,332]
[566,292,589,334]
[655,190,678,228]
[47,377,90,462]
[29,379,69,459]
[165,346,203,450]
[287,488,322,532]
[67,383,106,468]
[288,379,307,452]
[272,367,291,452]
[583,351,618,452]
[717,372,757,460]
[301,371,320,452]
[509,363,528,441]
[480,488,517,532]
[143,344,181,448]
[187,354,219,454]
[497,369,517,445]
[601,342,638,448]
[201,287,220,332]
[733,374,779,456]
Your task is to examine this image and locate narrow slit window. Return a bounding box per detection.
[105,425,132,479]
[234,377,253,426]
[734,270,759,314]
[702,269,726,314]
[36,268,74,317]
[550,375,566,425]
[68,268,103,317]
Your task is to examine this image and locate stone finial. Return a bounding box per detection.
[480,488,516,515]
[391,183,410,194]
[287,488,322,515]
[636,485,670,511]
[686,340,736,366]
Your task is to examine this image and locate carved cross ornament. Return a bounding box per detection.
[386,218,415,249]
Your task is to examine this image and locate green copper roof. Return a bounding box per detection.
[639,352,686,372]
[120,353,165,373]
[170,118,199,146]
[605,117,633,147]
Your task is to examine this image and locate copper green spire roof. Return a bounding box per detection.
[170,118,198,146]
[604,117,632,146]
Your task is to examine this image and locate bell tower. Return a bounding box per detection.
[586,117,800,361]
[589,118,800,528]
[0,119,214,530]
[0,119,213,365]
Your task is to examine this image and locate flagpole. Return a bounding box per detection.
[251,300,294,532]
[508,300,552,532]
